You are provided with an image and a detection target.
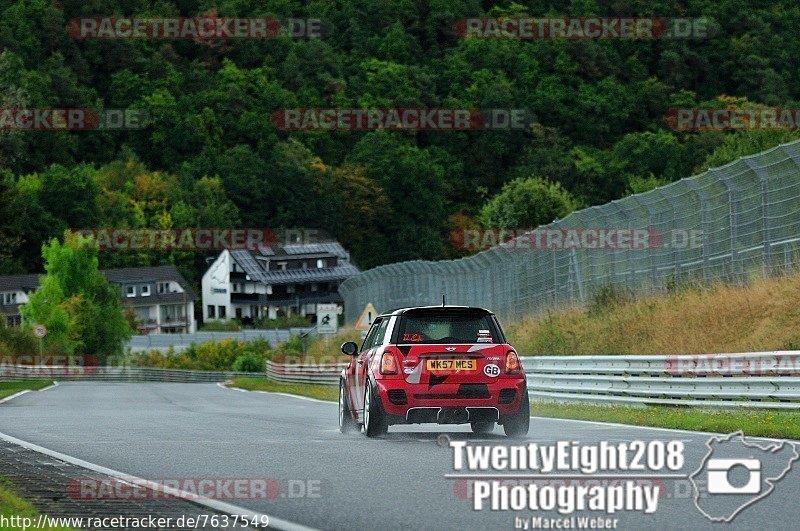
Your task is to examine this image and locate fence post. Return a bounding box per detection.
[716,169,742,284]
[685,179,711,286]
[629,195,657,291]
[743,158,772,277]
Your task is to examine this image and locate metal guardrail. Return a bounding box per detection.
[5,352,800,409]
[0,366,256,383]
[125,328,312,352]
[265,360,345,385]
[523,352,800,409]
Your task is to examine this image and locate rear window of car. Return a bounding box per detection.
[396,313,499,344]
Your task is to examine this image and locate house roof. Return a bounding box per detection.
[101,265,196,302]
[0,265,196,312]
[228,242,359,286]
[0,274,41,293]
[0,274,41,315]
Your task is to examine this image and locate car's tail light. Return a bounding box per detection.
[380,352,398,374]
[505,351,521,374]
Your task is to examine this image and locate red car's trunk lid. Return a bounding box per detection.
[395,343,508,385]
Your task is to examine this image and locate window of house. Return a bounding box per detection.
[135,307,150,322]
[310,283,318,292]
[316,259,325,268]
[286,284,295,294]
[207,305,215,318]
[158,282,170,294]
[232,283,241,293]
[162,304,185,322]
[126,286,136,297]
[141,285,150,296]
[218,306,226,318]
[276,261,287,271]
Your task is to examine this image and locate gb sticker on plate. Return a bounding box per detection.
[483,363,500,377]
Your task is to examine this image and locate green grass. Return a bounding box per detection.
[0,477,72,530]
[0,381,53,401]
[531,402,800,439]
[227,377,337,402]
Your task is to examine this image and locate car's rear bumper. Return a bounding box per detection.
[374,378,527,423]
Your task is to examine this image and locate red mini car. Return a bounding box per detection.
[338,306,529,438]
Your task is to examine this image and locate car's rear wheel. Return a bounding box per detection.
[470,421,495,434]
[502,389,530,438]
[363,380,388,438]
[339,381,357,433]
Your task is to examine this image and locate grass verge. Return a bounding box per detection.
[530,401,800,439]
[227,377,337,402]
[505,271,800,355]
[0,477,71,530]
[0,381,54,401]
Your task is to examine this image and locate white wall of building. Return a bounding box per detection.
[201,251,232,320]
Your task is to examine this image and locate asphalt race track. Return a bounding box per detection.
[0,383,797,530]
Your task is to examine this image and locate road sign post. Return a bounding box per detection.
[354,303,377,340]
[33,324,47,361]
[316,303,339,335]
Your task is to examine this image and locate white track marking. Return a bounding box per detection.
[0,431,318,531]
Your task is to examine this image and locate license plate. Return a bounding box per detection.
[426,359,477,372]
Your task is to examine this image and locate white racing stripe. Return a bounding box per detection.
[529,415,792,444]
[0,389,31,404]
[217,382,335,404]
[40,381,59,392]
[0,430,319,531]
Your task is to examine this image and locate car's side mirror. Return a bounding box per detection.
[341,341,359,356]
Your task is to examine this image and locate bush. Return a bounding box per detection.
[130,337,273,371]
[280,335,305,354]
[232,351,266,373]
[587,284,632,316]
[200,319,240,331]
[0,321,38,358]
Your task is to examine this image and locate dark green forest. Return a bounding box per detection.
[2,0,799,282]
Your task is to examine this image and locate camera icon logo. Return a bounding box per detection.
[690,431,798,522]
[706,458,761,494]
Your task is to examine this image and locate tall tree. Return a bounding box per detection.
[20,231,132,363]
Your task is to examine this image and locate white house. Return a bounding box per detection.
[201,242,359,323]
[0,265,197,333]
